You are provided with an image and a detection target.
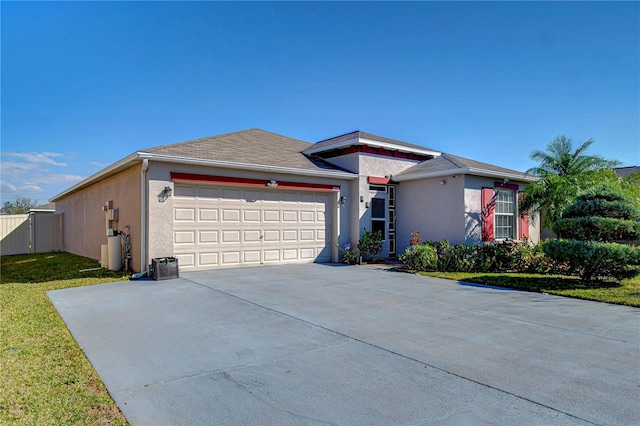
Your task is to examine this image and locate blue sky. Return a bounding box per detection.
[2,1,638,206]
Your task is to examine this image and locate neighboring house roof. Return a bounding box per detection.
[614,166,640,178]
[305,130,441,157]
[29,202,55,212]
[143,129,343,173]
[393,153,536,182]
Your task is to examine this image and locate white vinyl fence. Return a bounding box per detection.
[0,213,64,256]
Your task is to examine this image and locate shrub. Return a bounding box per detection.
[399,244,438,271]
[543,239,640,282]
[358,228,384,261]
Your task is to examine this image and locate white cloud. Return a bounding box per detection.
[90,161,109,167]
[1,180,17,192]
[3,152,67,167]
[19,184,44,193]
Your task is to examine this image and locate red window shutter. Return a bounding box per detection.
[481,188,495,241]
[518,193,530,240]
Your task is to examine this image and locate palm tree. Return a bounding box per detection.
[526,135,620,177]
[520,135,621,228]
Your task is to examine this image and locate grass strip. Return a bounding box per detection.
[416,271,640,307]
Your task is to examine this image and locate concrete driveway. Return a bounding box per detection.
[48,264,639,425]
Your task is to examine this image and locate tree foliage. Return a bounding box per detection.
[519,135,623,228]
[1,196,39,215]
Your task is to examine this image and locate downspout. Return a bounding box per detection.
[141,159,149,271]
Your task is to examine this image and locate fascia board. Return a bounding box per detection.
[50,152,140,201]
[393,167,538,183]
[140,152,358,179]
[303,137,441,157]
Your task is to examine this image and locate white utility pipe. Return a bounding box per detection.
[141,159,149,272]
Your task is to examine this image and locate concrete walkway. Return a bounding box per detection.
[48,264,639,425]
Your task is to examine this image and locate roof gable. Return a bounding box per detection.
[394,153,535,182]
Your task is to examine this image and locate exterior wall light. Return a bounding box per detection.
[339,196,347,206]
[158,186,172,202]
[439,180,446,185]
[266,180,278,188]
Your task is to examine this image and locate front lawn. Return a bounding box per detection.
[1,252,129,425]
[418,271,640,307]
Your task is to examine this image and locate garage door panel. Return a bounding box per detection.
[282,211,298,221]
[175,208,195,222]
[174,186,333,270]
[299,230,315,241]
[263,210,279,221]
[282,230,297,241]
[199,231,218,244]
[243,210,261,222]
[221,230,240,243]
[175,231,195,244]
[222,209,241,222]
[282,249,298,260]
[243,251,261,263]
[263,250,280,262]
[199,209,218,221]
[263,230,280,242]
[221,251,241,265]
[176,253,195,267]
[199,252,219,266]
[243,230,262,243]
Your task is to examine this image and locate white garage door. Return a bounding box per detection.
[173,184,332,270]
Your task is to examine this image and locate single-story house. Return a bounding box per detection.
[51,129,539,272]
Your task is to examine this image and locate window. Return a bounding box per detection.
[371,198,386,237]
[494,190,515,239]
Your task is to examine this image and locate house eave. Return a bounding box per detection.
[393,167,538,183]
[304,137,441,157]
[50,152,141,202]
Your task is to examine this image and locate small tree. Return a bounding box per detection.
[1,196,38,215]
[543,183,640,282]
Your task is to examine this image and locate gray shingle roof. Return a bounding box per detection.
[312,130,439,153]
[143,128,343,172]
[614,166,640,178]
[395,153,532,180]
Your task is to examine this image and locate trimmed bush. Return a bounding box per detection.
[545,182,640,282]
[542,239,640,282]
[553,217,640,242]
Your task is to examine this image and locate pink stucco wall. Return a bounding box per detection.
[55,164,142,270]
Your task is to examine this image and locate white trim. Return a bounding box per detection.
[303,137,441,157]
[393,167,537,182]
[50,152,357,201]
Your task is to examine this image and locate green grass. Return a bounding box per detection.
[1,252,129,425]
[416,271,640,307]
